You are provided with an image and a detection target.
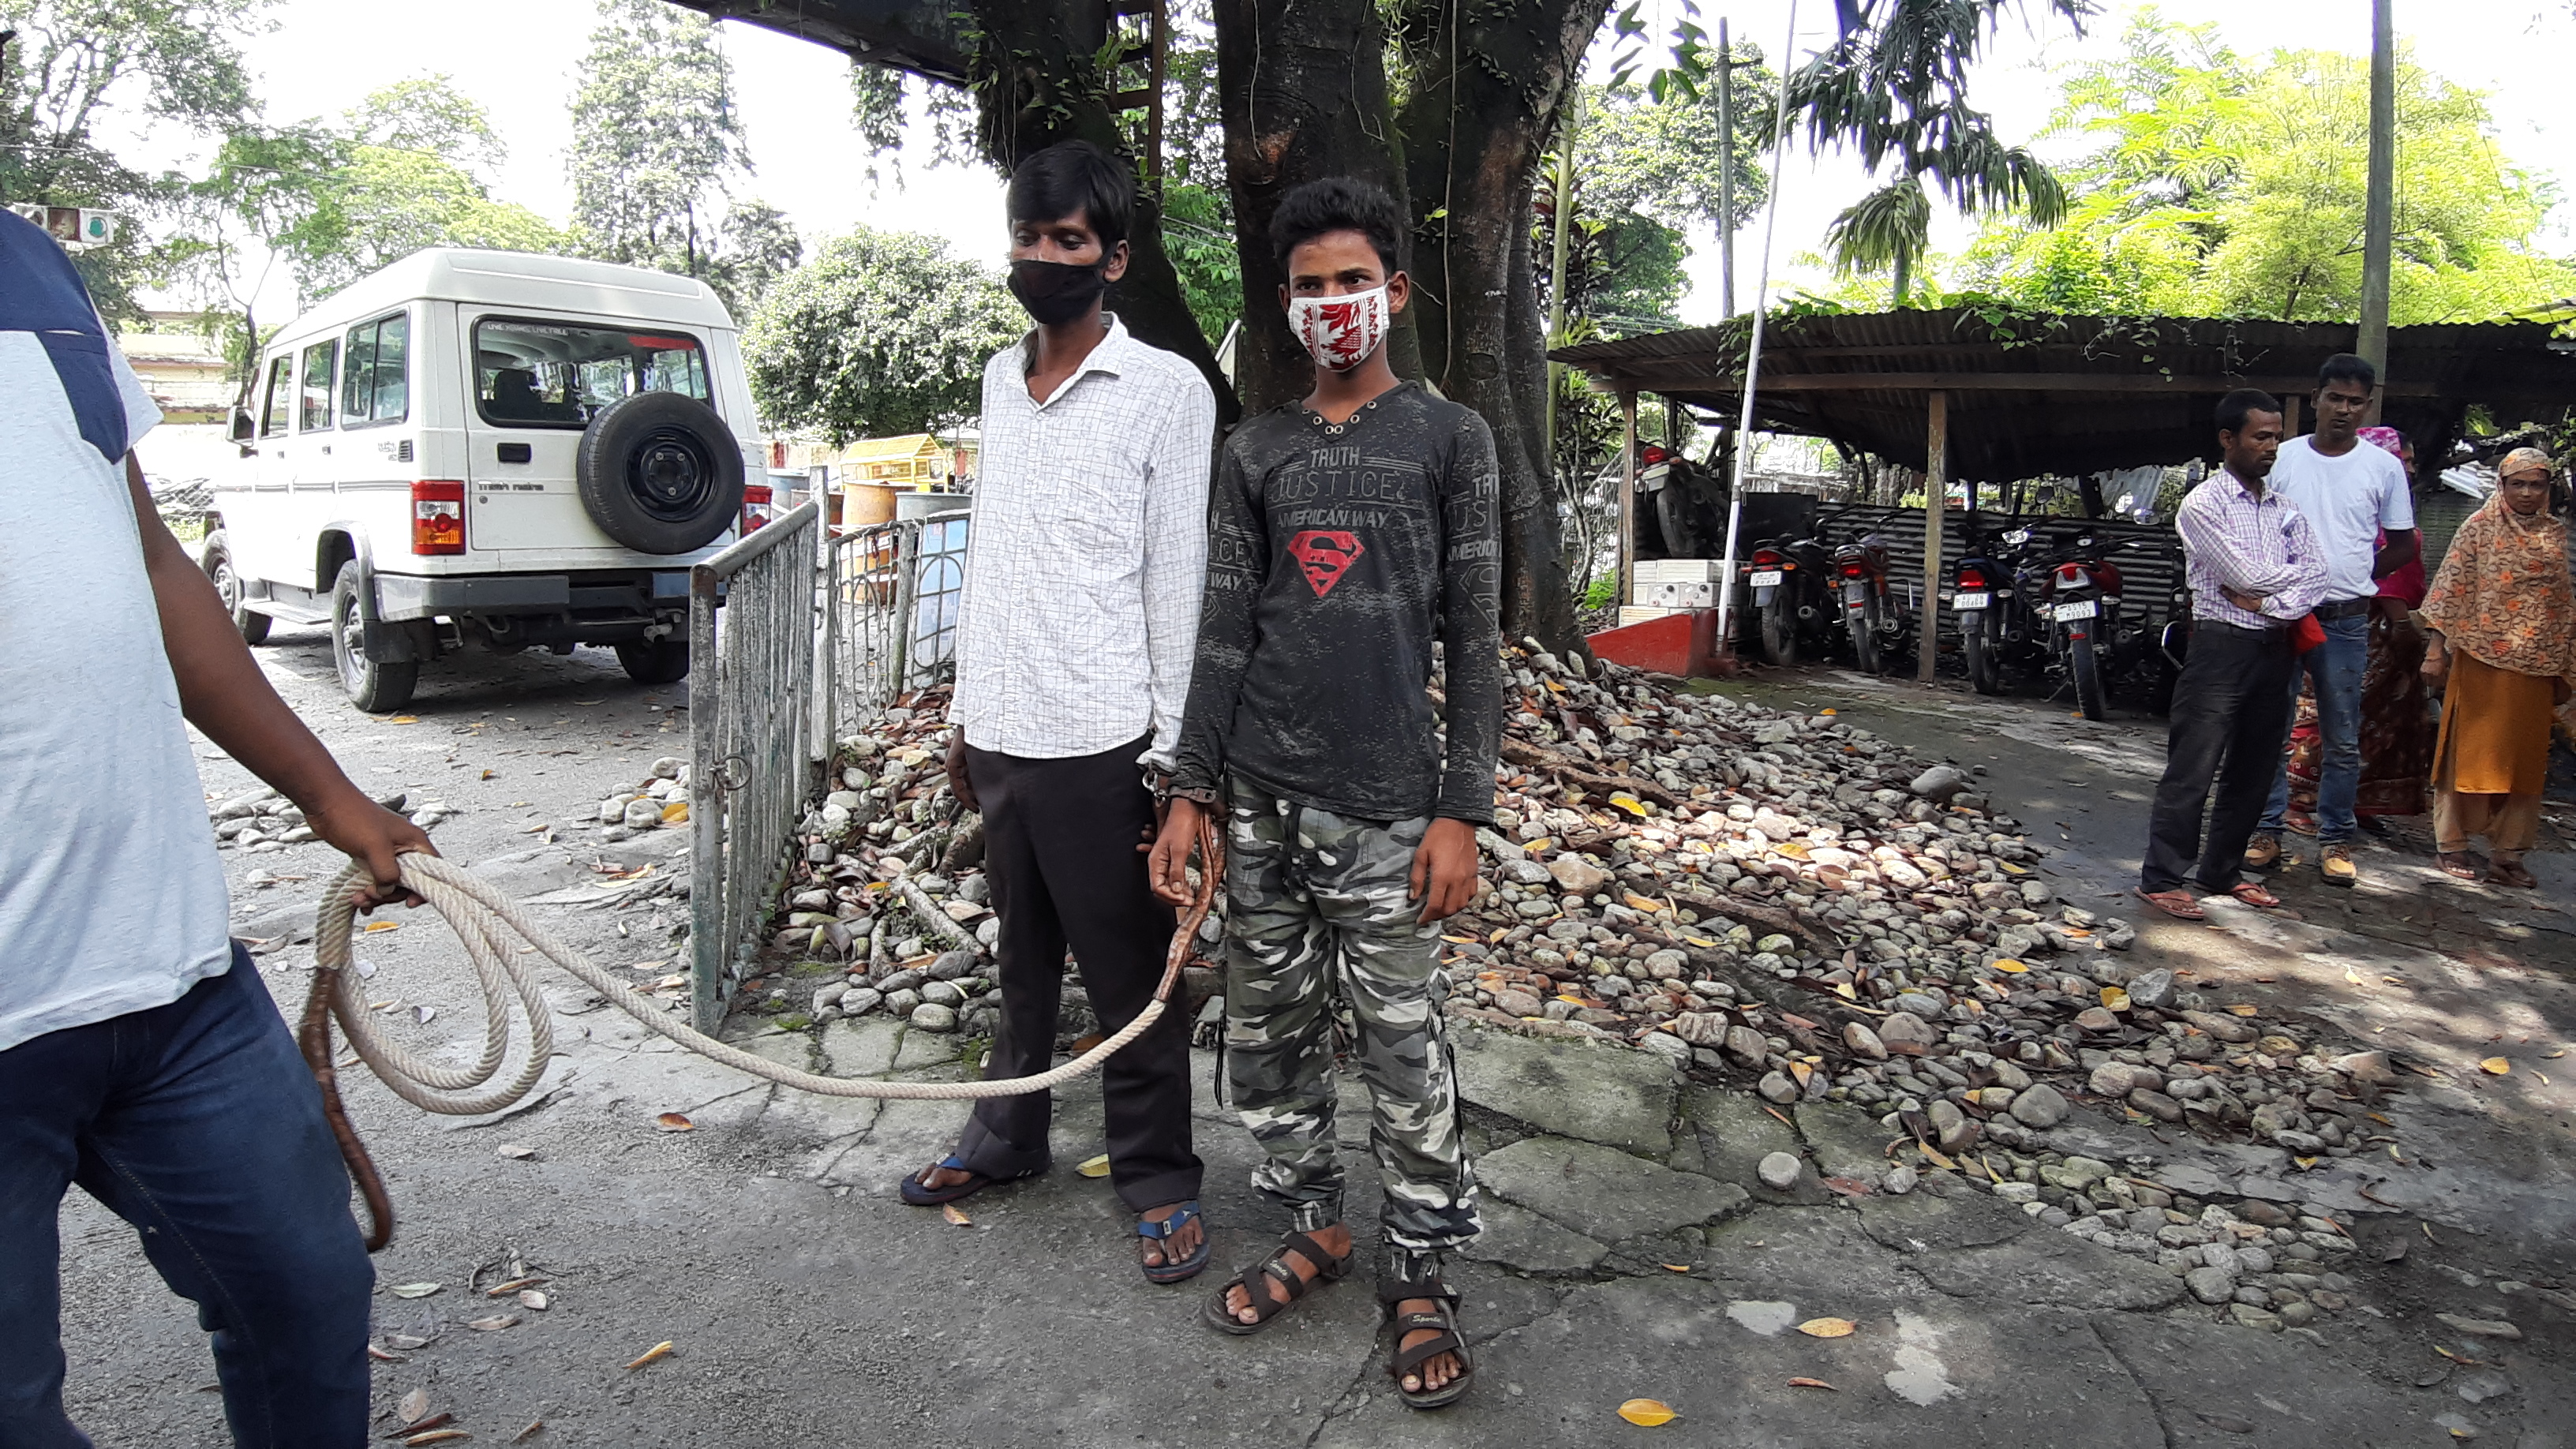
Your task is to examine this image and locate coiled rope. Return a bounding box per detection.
[299,812,1223,1250]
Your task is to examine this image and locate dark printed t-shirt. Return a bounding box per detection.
[1170,381,1503,823]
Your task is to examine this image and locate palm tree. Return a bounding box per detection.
[1791,0,2089,305]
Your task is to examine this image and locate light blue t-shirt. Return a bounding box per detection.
[2267,434,2414,603]
[1,245,234,1051]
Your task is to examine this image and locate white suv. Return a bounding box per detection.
[204,249,773,710]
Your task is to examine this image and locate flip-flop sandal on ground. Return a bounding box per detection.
[2438,852,2481,881]
[2225,882,2282,908]
[2135,888,2206,921]
[2489,861,2538,889]
[1136,1200,1211,1284]
[1383,1278,1473,1410]
[1203,1230,1351,1335]
[898,1153,1035,1207]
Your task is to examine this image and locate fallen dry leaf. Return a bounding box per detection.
[624,1341,675,1371]
[661,800,689,825]
[1797,1317,1858,1339]
[519,1290,549,1311]
[1076,1154,1112,1178]
[366,1342,405,1364]
[403,1432,470,1447]
[496,1144,537,1160]
[1622,891,1667,912]
[386,715,419,724]
[942,1204,973,1227]
[1787,1377,1837,1390]
[395,1411,455,1436]
[1660,1264,1691,1273]
[485,1277,545,1297]
[1616,1398,1678,1426]
[2227,1003,2259,1017]
[389,1282,442,1299]
[511,1422,544,1443]
[1990,958,2029,973]
[363,920,400,934]
[468,1314,518,1332]
[1608,793,1649,818]
[2099,987,2131,1012]
[654,1113,695,1132]
[400,1389,430,1424]
[2481,1058,2511,1076]
[384,1332,432,1350]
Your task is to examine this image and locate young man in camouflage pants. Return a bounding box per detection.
[1151,177,1500,1410]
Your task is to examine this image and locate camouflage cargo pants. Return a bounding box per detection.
[1223,776,1479,1266]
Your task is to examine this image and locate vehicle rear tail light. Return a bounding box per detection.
[740,483,774,534]
[2056,562,2084,586]
[1753,549,1784,567]
[1841,561,1865,578]
[411,481,464,555]
[1641,445,1670,465]
[1957,567,1986,589]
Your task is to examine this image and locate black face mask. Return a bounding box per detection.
[1008,257,1109,326]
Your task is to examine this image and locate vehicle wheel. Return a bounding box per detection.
[1848,610,1883,674]
[1759,599,1799,666]
[575,391,745,555]
[1965,616,2002,695]
[200,530,270,644]
[2069,628,2109,721]
[1653,485,1702,559]
[331,561,417,712]
[615,637,691,685]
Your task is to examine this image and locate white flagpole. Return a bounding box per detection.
[1715,0,1802,642]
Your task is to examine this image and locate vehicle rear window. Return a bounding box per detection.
[298,339,337,432]
[341,311,409,426]
[473,317,710,429]
[259,355,293,437]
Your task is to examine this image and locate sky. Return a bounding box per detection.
[126,0,2576,325]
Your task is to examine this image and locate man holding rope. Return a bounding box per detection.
[901,140,1221,1284]
[0,211,431,1443]
[1151,177,1500,1410]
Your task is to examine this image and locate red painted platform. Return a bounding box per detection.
[1586,608,1729,677]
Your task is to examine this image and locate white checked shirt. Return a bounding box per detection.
[2174,467,2329,630]
[949,313,1217,766]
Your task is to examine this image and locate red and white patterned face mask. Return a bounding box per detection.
[1286,285,1391,373]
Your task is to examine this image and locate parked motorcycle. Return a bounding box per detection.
[1950,522,2028,695]
[1743,533,1836,665]
[1831,530,1913,676]
[2023,525,2131,721]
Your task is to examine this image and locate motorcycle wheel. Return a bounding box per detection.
[2069,628,2109,721]
[1965,614,2003,695]
[1848,608,1883,674]
[1760,599,1799,666]
[1653,486,1702,559]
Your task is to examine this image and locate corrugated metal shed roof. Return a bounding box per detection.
[1552,308,2576,480]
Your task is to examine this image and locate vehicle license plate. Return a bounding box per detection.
[1953,591,1990,610]
[1748,570,1784,587]
[2052,599,2099,622]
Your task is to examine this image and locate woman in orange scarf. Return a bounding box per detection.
[2421,448,2576,887]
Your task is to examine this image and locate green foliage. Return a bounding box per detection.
[1574,73,1771,235]
[1159,180,1239,346]
[743,228,1023,445]
[0,0,271,324]
[1955,13,2576,322]
[567,0,749,273]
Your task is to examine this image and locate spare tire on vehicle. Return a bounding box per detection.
[575,391,744,555]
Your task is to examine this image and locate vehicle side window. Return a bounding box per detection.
[339,311,410,426]
[258,356,294,437]
[298,339,338,432]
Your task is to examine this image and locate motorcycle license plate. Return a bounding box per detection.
[1844,582,1869,604]
[2052,599,2099,622]
[1953,591,1990,610]
[1747,570,1784,587]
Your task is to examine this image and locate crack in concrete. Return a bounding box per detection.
[2087,1315,2176,1449]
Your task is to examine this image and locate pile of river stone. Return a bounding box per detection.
[592,758,693,842]
[756,652,2404,1168]
[208,787,451,851]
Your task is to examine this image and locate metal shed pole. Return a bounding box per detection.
[1918,390,1948,684]
[1619,390,1638,612]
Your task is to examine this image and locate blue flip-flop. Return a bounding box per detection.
[1136,1200,1211,1284]
[898,1152,1035,1207]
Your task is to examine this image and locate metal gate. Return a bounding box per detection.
[817,510,970,743]
[687,501,822,1030]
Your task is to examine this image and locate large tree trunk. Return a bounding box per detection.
[1395,0,1605,655]
[964,0,1240,423]
[1212,0,1412,414]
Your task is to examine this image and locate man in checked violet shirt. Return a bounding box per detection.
[2136,389,2328,921]
[899,141,1222,1286]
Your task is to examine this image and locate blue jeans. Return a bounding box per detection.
[0,945,373,1447]
[2261,612,2370,844]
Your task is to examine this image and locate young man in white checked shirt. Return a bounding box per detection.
[898,141,1222,1286]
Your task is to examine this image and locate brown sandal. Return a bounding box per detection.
[2226,882,2281,908]
[2136,888,2206,921]
[2489,859,2537,889]
[2438,852,2480,881]
[1203,1230,1351,1335]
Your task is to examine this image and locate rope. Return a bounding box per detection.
[299,813,1224,1250]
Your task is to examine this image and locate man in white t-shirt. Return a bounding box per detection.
[2242,353,2418,888]
[0,210,431,1444]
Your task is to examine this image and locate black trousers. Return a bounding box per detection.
[2142,622,2301,893]
[953,733,1201,1211]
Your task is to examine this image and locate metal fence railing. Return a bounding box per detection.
[688,500,822,1030]
[818,510,971,746]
